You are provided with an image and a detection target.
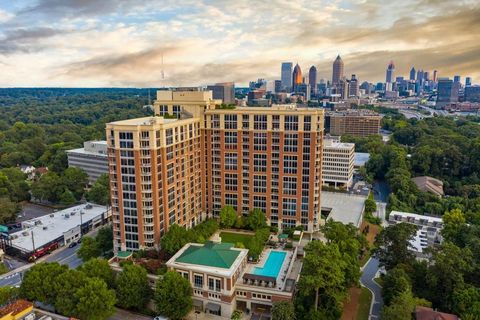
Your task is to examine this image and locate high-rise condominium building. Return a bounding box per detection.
[309,66,318,96]
[332,55,344,85]
[206,82,235,104]
[292,64,303,92]
[281,62,293,92]
[325,110,381,137]
[107,89,324,252]
[465,77,472,87]
[322,137,354,188]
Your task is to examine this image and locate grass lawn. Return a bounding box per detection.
[219,232,254,249]
[357,287,372,320]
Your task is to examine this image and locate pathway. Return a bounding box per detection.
[360,257,383,319]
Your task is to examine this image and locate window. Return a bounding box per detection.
[194,275,203,288]
[225,114,237,129]
[242,115,249,129]
[253,175,267,193]
[282,198,297,216]
[225,174,238,191]
[283,176,297,195]
[304,115,311,131]
[158,105,168,115]
[283,155,297,174]
[284,133,298,152]
[212,115,220,128]
[254,154,267,172]
[208,278,221,292]
[224,132,237,146]
[272,115,280,130]
[285,115,298,131]
[254,115,267,130]
[253,132,267,151]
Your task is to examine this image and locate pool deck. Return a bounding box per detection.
[243,248,294,291]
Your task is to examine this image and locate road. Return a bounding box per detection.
[108,309,153,320]
[361,258,383,319]
[0,245,82,287]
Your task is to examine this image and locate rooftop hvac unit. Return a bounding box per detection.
[85,204,93,209]
[43,226,48,230]
[70,212,76,216]
[64,214,70,219]
[49,214,54,217]
[22,231,29,236]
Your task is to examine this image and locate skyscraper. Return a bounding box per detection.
[349,74,359,97]
[436,78,457,109]
[292,63,303,92]
[332,55,344,85]
[206,82,235,104]
[281,62,293,92]
[465,77,472,87]
[433,70,438,82]
[385,61,395,91]
[410,67,416,81]
[454,75,461,83]
[309,66,318,96]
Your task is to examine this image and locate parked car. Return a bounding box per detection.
[68,242,77,248]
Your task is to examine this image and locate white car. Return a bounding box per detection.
[154,316,168,320]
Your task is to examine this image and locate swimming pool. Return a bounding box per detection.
[252,250,287,278]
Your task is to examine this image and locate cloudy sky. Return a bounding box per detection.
[0,0,479,87]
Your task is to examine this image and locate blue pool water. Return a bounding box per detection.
[252,251,287,278]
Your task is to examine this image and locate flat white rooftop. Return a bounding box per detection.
[389,210,442,223]
[108,116,179,126]
[66,147,108,157]
[10,203,108,252]
[322,191,366,227]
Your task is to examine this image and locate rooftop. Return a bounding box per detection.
[108,116,179,126]
[323,139,354,149]
[389,211,443,223]
[10,203,108,252]
[411,176,444,196]
[175,242,242,269]
[415,306,458,320]
[322,191,366,227]
[0,299,33,318]
[355,152,370,167]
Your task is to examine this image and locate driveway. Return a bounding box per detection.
[360,257,383,319]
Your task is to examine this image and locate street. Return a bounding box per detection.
[361,258,383,319]
[108,308,153,320]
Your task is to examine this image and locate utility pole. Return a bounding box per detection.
[31,230,36,264]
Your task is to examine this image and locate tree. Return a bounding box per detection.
[116,264,152,310]
[73,277,116,320]
[20,262,68,305]
[452,285,480,319]
[86,173,110,205]
[31,171,64,203]
[231,310,242,320]
[154,271,192,320]
[77,237,101,262]
[59,189,76,205]
[246,209,267,230]
[382,267,411,306]
[381,290,430,320]
[62,167,88,200]
[271,301,295,320]
[53,269,87,316]
[298,241,345,312]
[0,197,18,224]
[442,209,467,244]
[219,205,237,228]
[95,226,113,255]
[372,222,418,270]
[160,224,191,256]
[79,258,115,288]
[0,286,19,306]
[364,198,377,214]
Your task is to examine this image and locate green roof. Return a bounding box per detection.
[117,251,133,259]
[175,242,240,269]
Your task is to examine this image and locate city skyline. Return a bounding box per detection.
[0,0,479,87]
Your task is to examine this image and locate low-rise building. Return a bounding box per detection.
[1,203,110,261]
[166,240,300,318]
[322,137,355,188]
[388,211,443,256]
[415,306,459,320]
[411,176,444,197]
[0,299,33,320]
[66,141,108,183]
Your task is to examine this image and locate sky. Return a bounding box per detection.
[0,0,479,87]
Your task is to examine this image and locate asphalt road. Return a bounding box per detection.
[108,309,153,320]
[361,258,383,319]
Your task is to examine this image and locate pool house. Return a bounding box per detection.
[166,240,301,318]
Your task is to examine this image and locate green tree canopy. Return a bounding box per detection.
[77,237,101,262]
[271,301,295,320]
[246,209,267,230]
[160,224,191,256]
[219,205,237,228]
[20,262,68,305]
[79,258,115,288]
[73,277,116,320]
[86,173,110,205]
[154,271,192,320]
[115,264,152,310]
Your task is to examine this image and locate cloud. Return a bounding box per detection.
[0,9,14,23]
[0,0,479,86]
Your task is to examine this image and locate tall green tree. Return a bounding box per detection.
[77,237,101,262]
[160,224,191,255]
[31,171,64,203]
[79,258,115,288]
[0,197,18,223]
[62,167,88,200]
[116,264,152,310]
[373,222,417,270]
[381,290,430,320]
[53,269,87,316]
[219,205,237,228]
[73,277,116,320]
[382,267,412,306]
[0,286,19,306]
[86,173,110,205]
[20,262,68,305]
[95,226,114,255]
[154,271,192,320]
[298,241,345,312]
[246,209,267,230]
